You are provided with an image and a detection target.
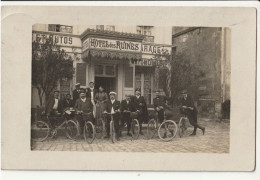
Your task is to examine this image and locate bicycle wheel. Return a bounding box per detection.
[95,119,105,139]
[110,120,116,143]
[83,121,95,144]
[31,121,50,142]
[146,119,157,139]
[65,120,79,141]
[178,117,186,138]
[131,119,140,140]
[158,120,178,141]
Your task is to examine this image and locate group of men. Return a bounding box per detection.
[46,81,205,140]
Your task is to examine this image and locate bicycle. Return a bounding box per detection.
[76,111,95,144]
[103,111,120,143]
[31,108,79,142]
[146,110,178,141]
[120,110,140,140]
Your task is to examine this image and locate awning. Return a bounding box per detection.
[82,49,142,62]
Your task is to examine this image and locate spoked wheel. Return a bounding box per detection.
[65,120,79,140]
[83,121,95,144]
[110,120,116,143]
[31,121,50,142]
[178,117,187,138]
[131,119,140,140]
[146,119,157,139]
[95,119,105,139]
[158,120,178,141]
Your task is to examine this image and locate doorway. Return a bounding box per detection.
[95,77,116,95]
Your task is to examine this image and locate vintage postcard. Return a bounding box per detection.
[1,5,256,171]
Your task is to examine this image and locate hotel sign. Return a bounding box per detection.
[83,38,142,53]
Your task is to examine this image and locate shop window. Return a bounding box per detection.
[76,63,86,86]
[125,66,133,88]
[48,24,73,33]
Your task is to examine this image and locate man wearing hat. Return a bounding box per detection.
[62,93,73,109]
[72,83,81,106]
[120,94,136,136]
[153,90,167,124]
[132,89,148,135]
[104,91,121,140]
[74,88,94,134]
[180,90,205,136]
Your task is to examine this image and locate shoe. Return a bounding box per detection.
[127,133,132,136]
[189,133,196,136]
[202,128,205,135]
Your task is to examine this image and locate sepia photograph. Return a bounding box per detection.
[31,24,231,153]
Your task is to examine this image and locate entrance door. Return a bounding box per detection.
[135,67,153,104]
[95,77,116,95]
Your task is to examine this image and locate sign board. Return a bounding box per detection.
[142,44,171,55]
[83,38,142,53]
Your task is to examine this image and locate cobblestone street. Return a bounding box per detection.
[31,119,230,153]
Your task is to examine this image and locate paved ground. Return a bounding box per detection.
[31,119,230,153]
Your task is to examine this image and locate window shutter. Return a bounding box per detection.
[76,63,86,86]
[125,66,133,88]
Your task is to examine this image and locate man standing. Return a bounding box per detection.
[153,90,167,124]
[120,94,136,136]
[62,94,73,109]
[74,89,93,134]
[72,83,81,106]
[180,90,205,136]
[86,82,98,118]
[132,89,148,135]
[45,91,63,132]
[104,92,121,141]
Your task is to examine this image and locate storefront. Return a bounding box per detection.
[78,29,172,104]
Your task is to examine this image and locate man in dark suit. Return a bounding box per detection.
[45,90,63,130]
[72,83,81,106]
[62,94,73,109]
[86,81,98,118]
[180,90,205,136]
[153,90,167,123]
[74,89,94,134]
[120,94,136,136]
[132,89,148,135]
[104,91,121,141]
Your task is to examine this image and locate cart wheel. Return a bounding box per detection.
[158,120,178,141]
[110,120,116,143]
[131,119,140,140]
[178,117,186,138]
[65,120,79,140]
[83,121,95,144]
[95,119,105,139]
[146,119,157,139]
[31,120,50,142]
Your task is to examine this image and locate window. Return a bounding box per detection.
[96,25,105,31]
[76,63,86,86]
[48,24,73,33]
[105,65,115,76]
[106,25,115,31]
[125,66,133,88]
[95,65,116,77]
[136,26,154,42]
[95,65,104,75]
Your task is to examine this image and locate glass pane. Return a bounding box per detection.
[144,94,151,104]
[95,65,103,75]
[125,66,133,88]
[105,66,115,76]
[135,81,141,89]
[144,73,151,80]
[135,72,141,80]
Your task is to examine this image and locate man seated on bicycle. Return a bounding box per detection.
[74,89,94,134]
[120,94,136,137]
[45,90,63,132]
[153,90,167,124]
[103,91,121,141]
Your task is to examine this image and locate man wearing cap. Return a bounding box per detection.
[180,90,205,136]
[120,94,136,136]
[104,91,121,140]
[132,89,148,135]
[153,90,167,124]
[72,83,81,106]
[74,89,94,134]
[86,82,98,118]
